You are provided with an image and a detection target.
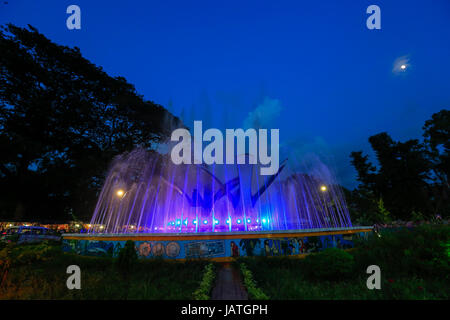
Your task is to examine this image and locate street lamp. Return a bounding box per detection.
[320,185,327,192]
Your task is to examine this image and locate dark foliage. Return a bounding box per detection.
[303,247,355,280]
[349,109,449,222]
[116,240,137,278]
[352,225,450,279]
[0,24,182,221]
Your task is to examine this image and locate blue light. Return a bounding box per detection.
[262,218,267,223]
[203,219,208,225]
[183,219,188,226]
[192,219,197,225]
[176,219,181,226]
[226,218,231,224]
[247,219,251,223]
[237,219,241,224]
[214,219,219,225]
[256,219,260,223]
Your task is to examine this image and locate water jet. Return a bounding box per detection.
[62,148,372,260]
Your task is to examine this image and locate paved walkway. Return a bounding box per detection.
[211,263,248,300]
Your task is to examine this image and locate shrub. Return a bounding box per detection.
[240,263,269,300]
[116,240,137,278]
[303,248,355,280]
[0,241,61,267]
[193,263,216,300]
[352,225,450,278]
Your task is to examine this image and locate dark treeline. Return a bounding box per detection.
[0,24,182,221]
[347,109,449,224]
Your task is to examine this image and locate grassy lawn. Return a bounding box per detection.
[0,242,209,299]
[1,225,448,300]
[238,256,447,299]
[238,225,450,300]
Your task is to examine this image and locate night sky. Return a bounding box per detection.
[1,0,449,188]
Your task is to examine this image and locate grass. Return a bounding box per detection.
[239,256,448,299]
[192,263,216,300]
[0,242,209,299]
[1,224,448,300]
[238,262,269,300]
[238,225,450,300]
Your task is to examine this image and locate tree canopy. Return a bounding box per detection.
[0,24,182,221]
[349,109,449,223]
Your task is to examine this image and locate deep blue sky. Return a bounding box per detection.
[1,0,449,188]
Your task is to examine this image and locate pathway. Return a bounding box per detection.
[211,263,248,300]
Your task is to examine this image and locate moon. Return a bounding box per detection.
[393,55,410,73]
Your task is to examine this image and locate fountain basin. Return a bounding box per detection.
[62,226,372,261]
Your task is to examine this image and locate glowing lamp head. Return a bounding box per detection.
[400,64,406,70]
[320,185,327,192]
[116,189,125,197]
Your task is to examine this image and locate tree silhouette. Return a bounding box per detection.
[349,109,449,222]
[0,24,182,221]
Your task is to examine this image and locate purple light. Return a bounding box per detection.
[89,149,353,234]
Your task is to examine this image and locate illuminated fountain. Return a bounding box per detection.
[63,148,371,260]
[89,148,351,233]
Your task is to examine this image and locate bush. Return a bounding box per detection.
[303,248,355,280]
[352,225,450,278]
[240,263,269,300]
[0,241,61,267]
[116,240,137,278]
[193,263,216,300]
